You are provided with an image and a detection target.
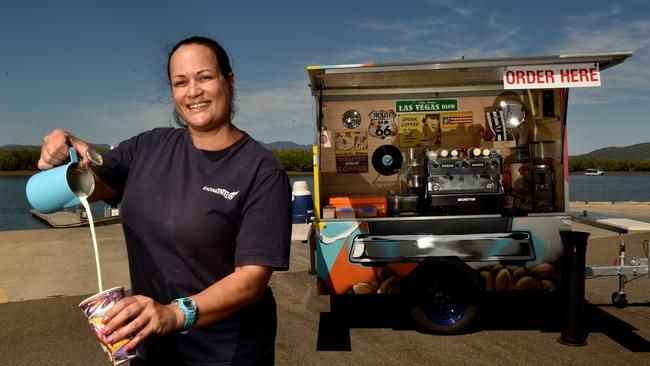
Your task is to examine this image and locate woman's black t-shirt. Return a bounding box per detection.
[93,127,292,365]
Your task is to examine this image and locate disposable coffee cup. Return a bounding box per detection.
[78,287,136,365]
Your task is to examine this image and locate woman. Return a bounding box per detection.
[38,36,292,365]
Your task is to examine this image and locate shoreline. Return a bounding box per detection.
[572,201,650,205]
[0,170,315,177]
[569,171,650,175]
[285,171,313,176]
[3,170,649,177]
[5,170,650,177]
[0,170,36,176]
[2,201,648,234]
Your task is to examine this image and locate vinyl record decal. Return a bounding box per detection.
[372,145,403,176]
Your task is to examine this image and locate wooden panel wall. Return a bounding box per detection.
[318,92,566,211]
[320,99,397,203]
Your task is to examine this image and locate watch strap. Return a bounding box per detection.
[172,297,197,334]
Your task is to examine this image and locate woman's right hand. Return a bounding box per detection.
[38,129,91,170]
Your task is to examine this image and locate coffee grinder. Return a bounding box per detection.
[530,141,555,211]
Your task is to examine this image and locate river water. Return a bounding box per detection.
[0,176,108,231]
[1,173,648,231]
[568,172,650,202]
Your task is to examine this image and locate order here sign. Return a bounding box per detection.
[503,63,601,89]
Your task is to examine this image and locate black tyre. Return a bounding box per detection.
[409,279,478,334]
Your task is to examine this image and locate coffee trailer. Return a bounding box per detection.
[305,52,632,334]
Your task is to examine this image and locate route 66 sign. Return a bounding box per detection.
[368,110,398,140]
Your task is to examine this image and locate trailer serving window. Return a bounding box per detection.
[307,53,632,219]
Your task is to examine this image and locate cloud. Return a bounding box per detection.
[350,13,521,63]
[334,46,416,63]
[359,19,444,42]
[72,82,315,146]
[486,14,520,45]
[78,101,172,144]
[427,0,475,17]
[552,20,650,54]
[547,8,650,104]
[565,7,621,24]
[233,81,313,143]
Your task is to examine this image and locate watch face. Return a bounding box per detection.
[182,298,196,310]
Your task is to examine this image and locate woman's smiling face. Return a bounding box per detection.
[169,44,234,132]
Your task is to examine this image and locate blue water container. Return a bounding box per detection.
[292,181,314,224]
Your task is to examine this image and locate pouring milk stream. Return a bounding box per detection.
[26,143,136,364]
[79,195,103,292]
[25,147,105,292]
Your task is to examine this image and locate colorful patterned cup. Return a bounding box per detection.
[78,287,136,365]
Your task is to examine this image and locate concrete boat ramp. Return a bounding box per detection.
[1,202,649,365]
[30,209,121,228]
[571,201,650,235]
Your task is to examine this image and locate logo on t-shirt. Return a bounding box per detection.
[202,186,239,200]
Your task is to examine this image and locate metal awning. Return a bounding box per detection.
[306,52,633,93]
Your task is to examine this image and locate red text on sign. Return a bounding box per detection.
[560,68,599,83]
[505,70,556,85]
[505,67,599,85]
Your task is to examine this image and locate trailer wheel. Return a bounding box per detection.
[409,279,478,334]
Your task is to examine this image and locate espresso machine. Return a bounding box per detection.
[424,147,504,213]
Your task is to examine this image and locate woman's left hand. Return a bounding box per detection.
[101,295,181,352]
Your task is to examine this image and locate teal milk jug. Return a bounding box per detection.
[25,148,95,213]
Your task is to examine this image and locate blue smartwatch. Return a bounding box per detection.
[172,297,197,334]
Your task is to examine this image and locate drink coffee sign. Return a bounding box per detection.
[396,99,458,113]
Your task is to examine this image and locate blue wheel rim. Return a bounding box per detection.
[422,287,467,326]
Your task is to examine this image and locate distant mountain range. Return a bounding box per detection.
[261,141,311,151]
[2,141,645,158]
[569,142,650,161]
[0,143,113,151]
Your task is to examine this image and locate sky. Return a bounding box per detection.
[0,0,648,154]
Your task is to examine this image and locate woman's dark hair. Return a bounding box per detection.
[168,36,236,127]
[167,36,232,80]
